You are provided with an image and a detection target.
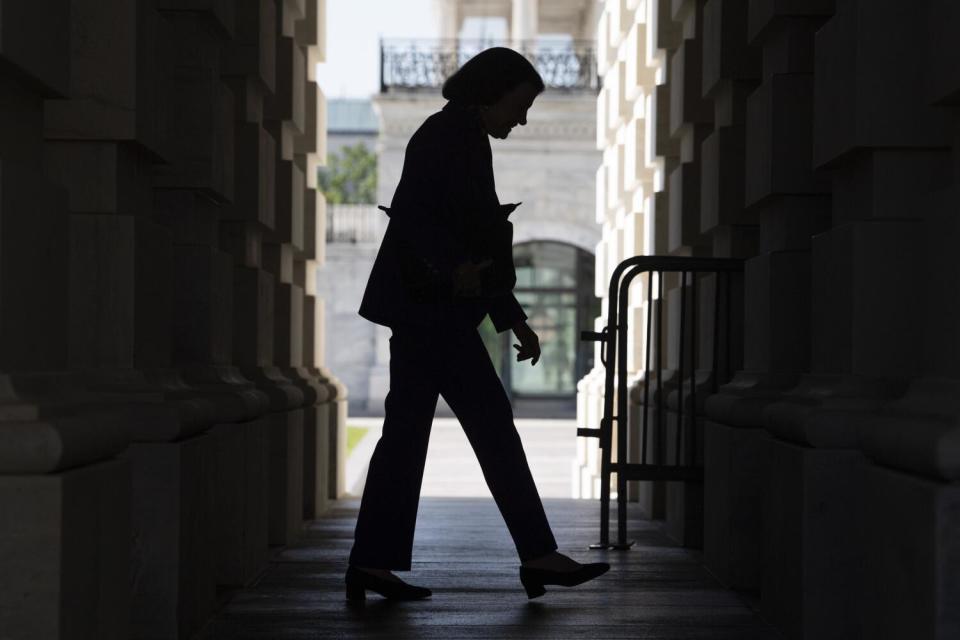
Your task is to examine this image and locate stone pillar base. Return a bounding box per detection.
[663,409,703,548]
[302,403,331,519]
[629,402,666,519]
[703,421,767,589]
[0,458,130,640]
[268,409,305,546]
[127,434,217,640]
[761,437,865,640]
[210,418,270,588]
[861,463,960,640]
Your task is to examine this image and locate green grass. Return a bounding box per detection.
[346,425,370,456]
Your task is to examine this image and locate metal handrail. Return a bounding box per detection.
[579,255,744,549]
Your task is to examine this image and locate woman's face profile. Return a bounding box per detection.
[480,81,540,140]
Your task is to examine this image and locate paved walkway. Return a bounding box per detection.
[201,497,779,639]
[346,417,580,498]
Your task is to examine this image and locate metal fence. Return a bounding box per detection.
[580,256,745,549]
[380,38,599,93]
[325,204,387,244]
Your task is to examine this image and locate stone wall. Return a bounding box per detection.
[588,0,960,637]
[0,1,347,638]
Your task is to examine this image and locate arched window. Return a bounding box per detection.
[478,241,600,417]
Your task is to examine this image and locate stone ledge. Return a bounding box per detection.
[703,370,800,428]
[762,374,906,449]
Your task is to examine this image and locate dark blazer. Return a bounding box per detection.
[358,101,528,333]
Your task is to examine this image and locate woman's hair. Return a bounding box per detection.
[441,47,545,106]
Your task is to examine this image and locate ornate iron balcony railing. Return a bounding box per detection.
[380,38,599,93]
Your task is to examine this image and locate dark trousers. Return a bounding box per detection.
[348,321,558,570]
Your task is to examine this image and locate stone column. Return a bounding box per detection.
[290,0,336,520]
[696,0,761,590]
[42,1,228,637]
[658,0,715,548]
[0,3,132,639]
[1,1,337,638]
[511,0,539,48]
[436,0,462,41]
[722,4,841,635]
[758,1,958,638]
[701,0,835,600]
[220,0,311,550]
[147,6,277,633]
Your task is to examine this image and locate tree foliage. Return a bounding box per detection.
[317,143,377,204]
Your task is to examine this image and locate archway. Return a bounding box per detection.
[478,240,600,418]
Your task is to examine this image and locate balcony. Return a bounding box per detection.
[380,38,600,93]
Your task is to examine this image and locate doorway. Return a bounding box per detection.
[479,241,600,418]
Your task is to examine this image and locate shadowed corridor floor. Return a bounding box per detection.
[201,497,781,639]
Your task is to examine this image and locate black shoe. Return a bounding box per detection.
[518,562,611,599]
[345,565,432,601]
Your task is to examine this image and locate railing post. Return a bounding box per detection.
[690,271,698,467]
[379,38,386,93]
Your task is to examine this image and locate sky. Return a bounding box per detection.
[315,0,439,99]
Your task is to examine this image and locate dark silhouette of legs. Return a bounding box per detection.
[348,326,439,571]
[348,321,557,571]
[436,325,558,563]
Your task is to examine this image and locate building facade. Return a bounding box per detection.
[0,2,345,637]
[315,99,384,418]
[359,0,604,418]
[584,1,960,638]
[325,97,379,157]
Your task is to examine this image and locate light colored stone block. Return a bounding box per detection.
[761,437,866,640]
[813,0,950,167]
[743,251,810,373]
[268,409,305,546]
[66,213,135,369]
[0,459,130,640]
[42,0,170,156]
[703,420,766,589]
[171,245,235,365]
[861,462,960,640]
[151,14,234,199]
[157,0,234,35]
[0,160,70,372]
[274,283,305,367]
[265,36,306,135]
[756,197,830,254]
[0,0,69,95]
[669,38,713,138]
[226,123,277,229]
[208,417,270,587]
[667,162,704,252]
[745,74,829,206]
[271,158,305,248]
[126,435,216,640]
[233,267,275,367]
[699,125,749,234]
[810,220,922,378]
[702,0,761,97]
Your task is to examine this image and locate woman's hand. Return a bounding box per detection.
[512,321,540,365]
[452,258,493,297]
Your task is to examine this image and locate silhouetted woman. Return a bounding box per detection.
[346,47,609,601]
